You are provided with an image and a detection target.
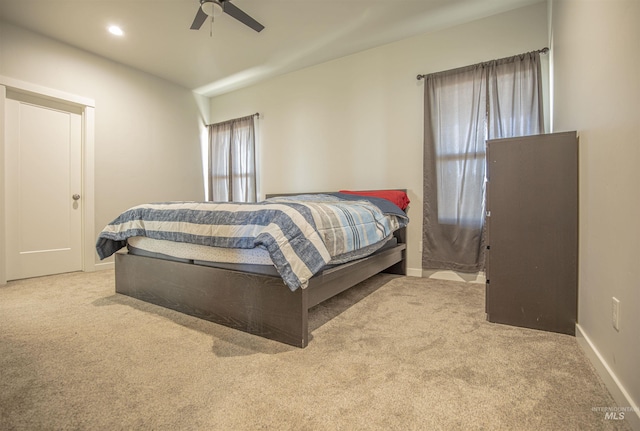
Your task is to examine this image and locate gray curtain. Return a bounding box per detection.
[422,51,544,272]
[208,114,257,202]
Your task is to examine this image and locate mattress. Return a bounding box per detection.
[127,236,273,265]
[126,236,399,278]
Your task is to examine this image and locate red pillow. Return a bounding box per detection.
[339,190,410,210]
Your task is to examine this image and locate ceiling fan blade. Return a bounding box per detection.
[190,7,208,30]
[222,1,264,32]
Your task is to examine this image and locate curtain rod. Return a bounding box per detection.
[416,47,549,81]
[207,112,260,127]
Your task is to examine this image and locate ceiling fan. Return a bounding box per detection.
[190,0,264,33]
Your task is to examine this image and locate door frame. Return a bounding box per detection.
[0,76,96,284]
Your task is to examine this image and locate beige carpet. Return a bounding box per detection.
[0,270,631,431]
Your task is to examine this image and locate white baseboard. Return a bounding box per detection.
[576,324,640,430]
[406,267,422,277]
[93,261,114,271]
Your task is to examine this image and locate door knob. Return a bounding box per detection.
[72,194,81,201]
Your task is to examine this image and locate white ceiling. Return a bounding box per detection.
[0,0,541,97]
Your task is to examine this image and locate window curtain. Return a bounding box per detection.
[422,51,544,272]
[208,114,257,202]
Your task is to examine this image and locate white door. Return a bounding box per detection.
[4,90,83,280]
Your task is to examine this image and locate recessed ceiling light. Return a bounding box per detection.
[108,25,124,36]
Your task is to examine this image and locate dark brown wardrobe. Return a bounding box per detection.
[485,131,578,335]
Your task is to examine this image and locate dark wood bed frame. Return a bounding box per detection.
[114,192,407,348]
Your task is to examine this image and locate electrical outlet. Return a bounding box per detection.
[612,297,620,331]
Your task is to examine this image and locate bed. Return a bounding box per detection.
[96,190,409,348]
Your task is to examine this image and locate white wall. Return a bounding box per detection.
[0,22,206,268]
[550,0,640,425]
[208,2,549,275]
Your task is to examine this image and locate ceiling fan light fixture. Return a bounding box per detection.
[200,1,223,18]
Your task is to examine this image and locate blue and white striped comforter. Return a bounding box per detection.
[96,194,408,291]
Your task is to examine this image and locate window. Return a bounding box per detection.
[431,74,487,227]
[208,114,257,202]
